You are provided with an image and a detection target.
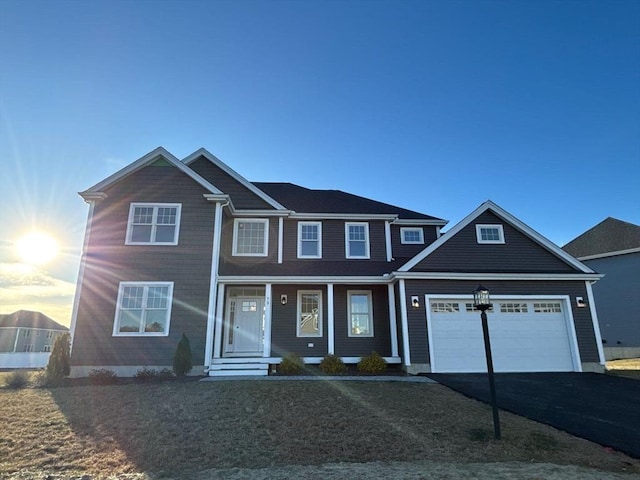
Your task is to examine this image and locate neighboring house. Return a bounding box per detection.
[563,218,640,360]
[0,310,68,369]
[69,147,604,376]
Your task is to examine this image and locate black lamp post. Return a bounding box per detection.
[473,284,501,440]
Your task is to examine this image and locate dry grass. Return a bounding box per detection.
[0,380,638,478]
[606,358,640,379]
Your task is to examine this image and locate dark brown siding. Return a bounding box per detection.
[71,165,215,367]
[391,225,438,260]
[412,211,577,273]
[189,156,274,210]
[402,279,599,365]
[219,213,279,272]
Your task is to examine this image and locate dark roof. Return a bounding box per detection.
[253,182,444,221]
[0,310,68,331]
[563,217,640,258]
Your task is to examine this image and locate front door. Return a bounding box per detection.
[224,297,264,355]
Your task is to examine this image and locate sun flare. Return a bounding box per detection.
[15,232,60,265]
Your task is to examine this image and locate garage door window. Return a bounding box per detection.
[499,303,528,313]
[465,303,494,312]
[431,302,460,313]
[534,302,562,313]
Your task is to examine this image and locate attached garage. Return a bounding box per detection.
[426,295,581,373]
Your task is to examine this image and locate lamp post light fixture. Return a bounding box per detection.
[472,284,501,440]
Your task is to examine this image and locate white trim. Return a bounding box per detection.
[182,148,286,210]
[347,290,374,337]
[475,224,505,244]
[218,275,391,284]
[577,247,640,261]
[213,284,226,358]
[385,221,393,262]
[399,200,596,274]
[69,199,95,353]
[398,280,411,366]
[264,284,272,357]
[81,147,222,198]
[112,282,174,336]
[232,218,269,257]
[425,294,583,373]
[290,212,398,221]
[297,221,322,259]
[278,217,284,264]
[327,284,335,354]
[400,227,425,245]
[345,222,370,259]
[296,290,323,337]
[394,219,448,226]
[204,201,225,367]
[388,284,399,358]
[585,281,606,365]
[125,203,182,245]
[393,272,603,281]
[228,209,291,217]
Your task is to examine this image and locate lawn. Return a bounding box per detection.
[1,379,638,479]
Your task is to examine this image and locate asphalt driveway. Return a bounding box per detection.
[426,372,640,458]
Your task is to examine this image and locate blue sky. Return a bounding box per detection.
[1,0,639,325]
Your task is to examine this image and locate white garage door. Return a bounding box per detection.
[428,298,578,373]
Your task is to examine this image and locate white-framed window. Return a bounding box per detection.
[465,303,493,312]
[233,219,269,256]
[126,203,181,245]
[348,290,374,337]
[345,222,370,259]
[23,330,31,338]
[476,224,505,244]
[298,222,322,258]
[113,282,174,336]
[534,302,562,313]
[23,344,34,352]
[401,227,424,244]
[43,345,52,352]
[500,302,528,313]
[431,302,460,313]
[297,290,322,337]
[46,331,54,339]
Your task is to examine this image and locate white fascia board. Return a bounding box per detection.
[182,148,287,210]
[80,147,222,198]
[392,271,604,281]
[399,200,596,274]
[218,275,393,285]
[289,213,398,221]
[393,219,448,226]
[231,209,292,217]
[578,247,640,261]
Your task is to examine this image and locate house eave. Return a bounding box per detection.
[577,247,640,261]
[392,271,604,281]
[218,275,393,284]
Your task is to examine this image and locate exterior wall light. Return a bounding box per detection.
[411,296,420,308]
[280,294,287,305]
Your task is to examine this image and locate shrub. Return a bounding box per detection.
[134,367,175,383]
[357,351,387,374]
[87,369,118,385]
[319,354,347,375]
[279,353,304,375]
[46,332,71,381]
[4,370,30,389]
[158,368,175,379]
[173,333,193,377]
[32,370,52,388]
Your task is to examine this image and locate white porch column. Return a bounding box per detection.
[277,218,283,264]
[385,221,392,262]
[204,201,224,367]
[213,283,225,359]
[264,284,273,357]
[387,284,399,358]
[327,283,335,354]
[398,279,411,366]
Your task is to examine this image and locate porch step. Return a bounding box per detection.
[209,362,269,377]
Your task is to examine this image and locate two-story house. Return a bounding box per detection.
[69,147,605,376]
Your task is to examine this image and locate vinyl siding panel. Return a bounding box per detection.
[219,214,279,272]
[402,279,600,365]
[391,225,439,260]
[412,211,576,273]
[71,165,215,368]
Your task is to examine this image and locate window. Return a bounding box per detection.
[297,290,322,337]
[401,227,424,244]
[465,303,493,312]
[23,344,34,352]
[46,331,54,339]
[345,223,370,258]
[534,302,562,313]
[126,203,181,245]
[432,302,460,313]
[500,302,528,313]
[298,222,322,258]
[476,224,505,244]
[233,219,269,256]
[23,330,31,338]
[113,282,173,336]
[43,345,52,352]
[348,290,373,337]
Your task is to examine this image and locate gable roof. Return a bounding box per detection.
[80,147,222,199]
[399,200,595,273]
[562,217,640,259]
[0,310,68,331]
[182,148,286,210]
[254,182,446,222]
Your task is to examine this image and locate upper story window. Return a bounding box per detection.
[233,219,269,256]
[126,203,181,245]
[475,224,505,244]
[400,227,424,244]
[113,282,173,336]
[298,222,322,258]
[345,222,370,259]
[297,290,322,337]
